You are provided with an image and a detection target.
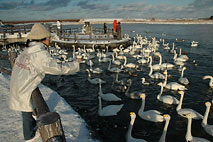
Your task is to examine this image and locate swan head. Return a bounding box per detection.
[178,90,184,95]
[183,113,192,119]
[126,79,132,85]
[205,102,211,107]
[139,93,146,99]
[157,82,163,86]
[163,114,171,121]
[130,112,136,118]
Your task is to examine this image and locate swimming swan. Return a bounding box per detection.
[202,75,213,88]
[138,93,164,122]
[163,70,187,91]
[201,102,213,136]
[86,69,106,85]
[178,67,189,85]
[157,82,179,105]
[98,79,121,101]
[126,112,148,142]
[184,114,210,142]
[125,79,145,99]
[149,65,165,79]
[176,91,203,119]
[98,94,123,116]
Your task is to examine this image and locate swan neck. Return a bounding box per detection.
[124,57,127,65]
[202,105,210,126]
[159,118,170,142]
[98,96,102,114]
[149,65,153,76]
[127,116,135,140]
[186,117,193,141]
[140,97,145,112]
[176,93,184,111]
[181,68,184,78]
[159,54,162,65]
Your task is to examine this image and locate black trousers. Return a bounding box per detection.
[21,112,37,140]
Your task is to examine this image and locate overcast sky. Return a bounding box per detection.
[0,0,212,21]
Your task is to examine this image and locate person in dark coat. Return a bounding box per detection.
[104,23,107,34]
[116,22,122,40]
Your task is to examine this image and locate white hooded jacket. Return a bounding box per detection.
[9,42,80,112]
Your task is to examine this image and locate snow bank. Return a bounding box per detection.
[0,73,99,142]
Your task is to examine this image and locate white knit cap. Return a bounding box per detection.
[27,23,51,40]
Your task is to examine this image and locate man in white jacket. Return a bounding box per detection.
[9,23,80,141]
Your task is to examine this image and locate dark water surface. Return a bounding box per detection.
[24,24,213,142]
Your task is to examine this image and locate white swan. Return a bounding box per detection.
[141,77,150,85]
[149,65,165,79]
[89,64,103,74]
[201,102,213,136]
[191,41,198,47]
[107,60,123,73]
[202,75,213,88]
[184,114,210,142]
[98,94,123,116]
[111,53,121,66]
[125,79,145,99]
[86,69,106,85]
[159,114,171,142]
[157,82,179,105]
[179,48,189,61]
[163,70,187,91]
[173,50,188,62]
[98,79,121,101]
[176,91,203,119]
[121,56,138,69]
[149,55,161,71]
[126,112,148,142]
[138,93,164,122]
[178,67,189,85]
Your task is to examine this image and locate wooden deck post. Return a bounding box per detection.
[8,51,66,142]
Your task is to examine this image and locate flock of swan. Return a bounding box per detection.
[1,33,212,142]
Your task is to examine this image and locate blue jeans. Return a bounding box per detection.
[21,112,37,140]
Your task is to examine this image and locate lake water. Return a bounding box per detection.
[2,23,213,142]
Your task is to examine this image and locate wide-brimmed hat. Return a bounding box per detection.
[27,23,51,40]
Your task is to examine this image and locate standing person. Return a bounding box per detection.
[9,23,81,141]
[104,23,107,34]
[56,20,62,37]
[113,20,117,32]
[116,22,122,40]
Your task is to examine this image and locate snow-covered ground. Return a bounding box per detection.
[0,73,99,142]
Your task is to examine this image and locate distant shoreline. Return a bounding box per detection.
[2,18,213,25]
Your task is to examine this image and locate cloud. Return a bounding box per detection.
[0,0,72,11]
[76,0,110,10]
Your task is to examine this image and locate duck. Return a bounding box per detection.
[159,114,171,142]
[157,82,179,105]
[126,112,148,142]
[125,79,145,99]
[85,69,106,85]
[163,70,187,91]
[202,75,213,88]
[183,113,210,142]
[98,79,121,101]
[178,67,189,85]
[176,91,203,119]
[201,102,213,136]
[138,93,164,122]
[98,94,123,116]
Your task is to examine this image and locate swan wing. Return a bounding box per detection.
[191,137,211,142]
[101,93,122,101]
[203,124,213,136]
[178,108,203,119]
[99,104,123,116]
[160,95,179,104]
[140,110,164,122]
